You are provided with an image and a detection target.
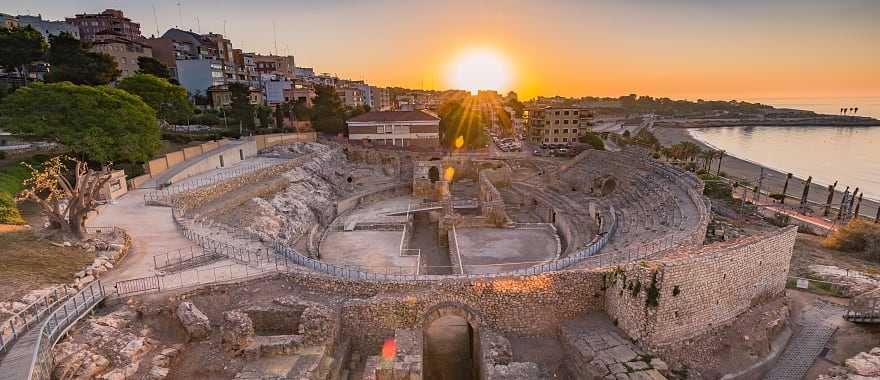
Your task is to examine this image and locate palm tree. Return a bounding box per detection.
[715,150,725,176]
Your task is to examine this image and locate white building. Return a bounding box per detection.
[16,15,80,39]
[347,111,440,148]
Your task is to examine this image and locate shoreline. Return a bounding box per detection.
[652,126,879,222]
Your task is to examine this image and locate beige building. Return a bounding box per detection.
[91,32,152,78]
[526,107,594,144]
[347,110,440,148]
[336,87,364,108]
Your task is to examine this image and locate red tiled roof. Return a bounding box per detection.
[347,110,439,123]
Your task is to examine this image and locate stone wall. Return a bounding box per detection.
[280,270,606,348]
[479,167,512,227]
[605,226,798,347]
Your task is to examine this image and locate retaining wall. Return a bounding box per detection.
[605,226,797,347]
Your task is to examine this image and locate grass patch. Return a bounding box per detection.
[823,219,880,259]
[0,230,93,302]
[0,155,47,224]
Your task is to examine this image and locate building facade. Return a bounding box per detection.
[16,15,79,39]
[347,110,440,148]
[254,54,295,78]
[67,9,141,42]
[91,31,152,78]
[176,58,225,96]
[336,86,364,108]
[0,13,19,28]
[526,107,594,144]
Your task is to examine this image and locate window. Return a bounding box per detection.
[563,129,568,133]
[553,138,559,142]
[564,111,569,115]
[573,111,579,115]
[563,120,569,124]
[563,138,568,142]
[555,111,560,115]
[554,120,559,124]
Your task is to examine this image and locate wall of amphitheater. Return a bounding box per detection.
[604,226,797,347]
[280,270,606,348]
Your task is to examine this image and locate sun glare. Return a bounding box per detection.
[448,49,512,95]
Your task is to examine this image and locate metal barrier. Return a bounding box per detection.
[0,287,72,354]
[28,281,105,380]
[115,276,161,296]
[845,287,880,323]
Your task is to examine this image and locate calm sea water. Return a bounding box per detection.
[742,96,880,119]
[690,126,880,201]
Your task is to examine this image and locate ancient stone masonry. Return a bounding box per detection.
[479,166,513,227]
[605,226,798,347]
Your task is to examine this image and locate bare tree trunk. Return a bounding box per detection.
[781,173,792,204]
[824,181,837,216]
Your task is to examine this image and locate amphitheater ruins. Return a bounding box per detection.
[5,133,803,379]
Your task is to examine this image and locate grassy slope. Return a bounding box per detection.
[0,157,42,224]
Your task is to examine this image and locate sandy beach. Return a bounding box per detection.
[653,126,879,223]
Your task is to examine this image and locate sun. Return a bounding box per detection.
[448,49,512,95]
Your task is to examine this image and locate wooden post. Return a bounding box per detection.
[838,187,850,221]
[800,176,812,211]
[824,181,837,216]
[853,193,863,220]
[849,188,859,219]
[781,173,792,204]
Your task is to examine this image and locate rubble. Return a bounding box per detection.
[819,347,880,379]
[176,301,211,340]
[222,310,256,354]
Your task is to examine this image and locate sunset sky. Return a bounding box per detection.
[6,0,879,100]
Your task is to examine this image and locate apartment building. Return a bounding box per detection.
[16,15,79,39]
[347,110,440,148]
[371,86,392,111]
[66,9,141,42]
[254,54,295,78]
[91,31,153,78]
[526,107,594,144]
[336,86,364,108]
[0,13,19,28]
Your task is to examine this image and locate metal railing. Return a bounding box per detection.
[28,280,105,380]
[845,287,880,323]
[0,286,72,353]
[153,246,223,272]
[144,160,280,205]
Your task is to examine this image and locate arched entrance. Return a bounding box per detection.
[422,303,481,380]
[428,166,440,183]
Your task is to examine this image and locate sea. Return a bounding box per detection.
[689,97,880,201]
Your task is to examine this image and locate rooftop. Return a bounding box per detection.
[348,110,440,123]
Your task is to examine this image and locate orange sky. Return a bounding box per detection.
[14,0,880,100]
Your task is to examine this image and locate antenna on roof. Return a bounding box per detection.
[176,1,182,28]
[272,21,278,56]
[195,16,200,33]
[152,4,160,36]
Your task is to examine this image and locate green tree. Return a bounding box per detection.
[229,83,255,132]
[438,99,489,149]
[255,105,273,128]
[136,56,172,79]
[579,132,605,150]
[45,32,119,85]
[0,25,46,83]
[0,82,160,162]
[310,85,347,135]
[117,74,194,123]
[291,98,312,121]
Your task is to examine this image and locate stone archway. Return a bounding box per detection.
[422,302,482,380]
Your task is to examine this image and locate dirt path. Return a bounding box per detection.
[88,189,196,285]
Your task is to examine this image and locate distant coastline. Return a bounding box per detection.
[655,115,880,128]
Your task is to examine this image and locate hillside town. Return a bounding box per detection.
[1,4,880,380]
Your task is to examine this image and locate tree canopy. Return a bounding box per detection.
[310,85,346,135]
[0,82,161,162]
[0,25,46,79]
[229,82,255,131]
[45,32,119,85]
[136,56,172,79]
[117,73,193,123]
[438,99,489,149]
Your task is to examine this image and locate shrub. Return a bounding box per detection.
[0,151,6,160]
[698,174,733,200]
[579,132,605,151]
[0,192,24,224]
[769,193,785,202]
[823,219,880,258]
